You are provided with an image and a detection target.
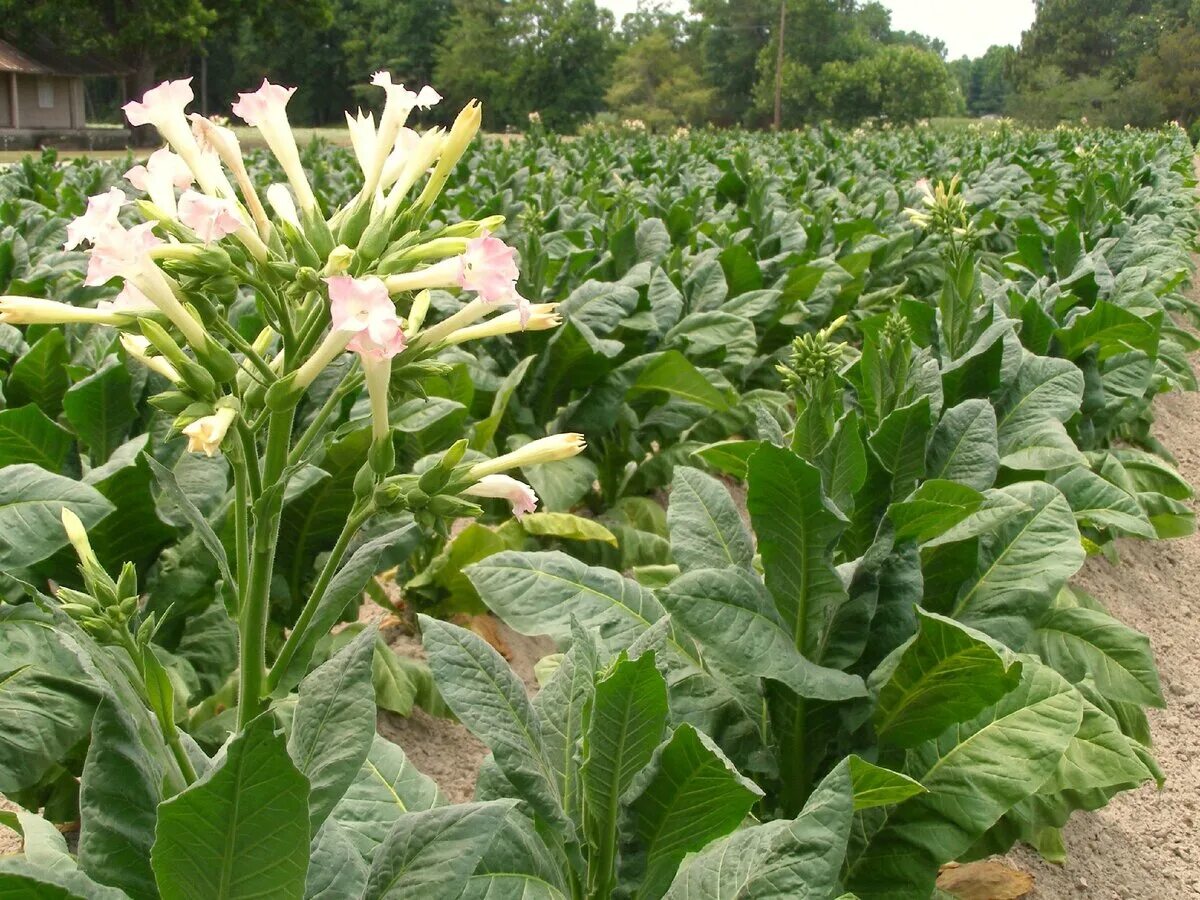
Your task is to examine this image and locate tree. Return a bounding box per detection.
[606,31,715,130]
[1135,25,1200,124]
[0,0,330,115]
[435,0,521,129]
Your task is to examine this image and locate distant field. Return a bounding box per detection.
[0,125,356,164]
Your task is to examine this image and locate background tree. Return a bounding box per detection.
[606,30,715,130]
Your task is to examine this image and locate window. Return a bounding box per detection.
[37,77,54,109]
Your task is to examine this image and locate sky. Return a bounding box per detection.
[594,0,1038,60]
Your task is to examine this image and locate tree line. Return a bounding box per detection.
[1,0,1197,133]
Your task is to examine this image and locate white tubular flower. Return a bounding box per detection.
[123,79,236,200]
[61,508,100,569]
[346,109,379,187]
[464,474,538,516]
[190,114,272,241]
[65,187,127,250]
[124,148,193,218]
[443,304,560,344]
[0,296,140,327]
[410,297,491,346]
[413,100,480,212]
[367,73,441,197]
[120,333,181,383]
[97,282,159,317]
[378,127,422,192]
[232,80,316,213]
[467,433,587,480]
[182,406,238,457]
[128,260,210,350]
[382,127,447,218]
[266,183,300,227]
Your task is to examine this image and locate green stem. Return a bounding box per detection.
[208,317,275,382]
[237,407,294,728]
[235,419,263,499]
[287,364,362,467]
[266,502,373,693]
[231,439,252,614]
[116,628,197,788]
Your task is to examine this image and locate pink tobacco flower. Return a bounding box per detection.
[464,474,539,516]
[125,148,194,215]
[123,79,194,128]
[84,222,163,286]
[231,80,296,127]
[65,188,127,250]
[328,275,406,361]
[457,232,520,304]
[178,190,243,244]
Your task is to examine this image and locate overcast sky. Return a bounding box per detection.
[595,0,1037,60]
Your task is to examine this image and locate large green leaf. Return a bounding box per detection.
[78,698,166,900]
[288,628,377,832]
[62,358,137,464]
[0,858,131,899]
[274,524,420,693]
[871,611,1022,749]
[467,550,669,654]
[887,480,984,544]
[628,350,731,411]
[940,482,1085,648]
[582,651,669,897]
[660,568,866,701]
[663,758,854,899]
[0,405,72,471]
[925,399,998,491]
[617,723,762,900]
[462,807,568,899]
[993,352,1085,471]
[329,735,443,861]
[745,444,851,666]
[1052,467,1156,539]
[532,620,599,827]
[151,715,311,900]
[419,616,567,830]
[144,453,233,588]
[1031,606,1163,707]
[7,329,69,415]
[666,466,753,572]
[362,800,518,900]
[844,661,1083,900]
[0,611,98,793]
[305,819,369,900]
[868,397,931,498]
[0,464,114,568]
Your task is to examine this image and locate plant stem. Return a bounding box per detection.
[231,440,252,614]
[208,316,275,382]
[266,502,373,693]
[287,363,361,467]
[236,407,294,728]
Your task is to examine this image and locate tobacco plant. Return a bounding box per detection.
[0,74,594,896]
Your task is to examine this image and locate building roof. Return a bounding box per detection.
[0,38,128,77]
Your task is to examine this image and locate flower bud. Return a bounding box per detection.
[324,245,356,276]
[466,433,587,480]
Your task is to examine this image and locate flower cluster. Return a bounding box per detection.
[904,175,975,241]
[0,74,584,516]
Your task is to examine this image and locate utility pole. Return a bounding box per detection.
[773,0,786,131]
